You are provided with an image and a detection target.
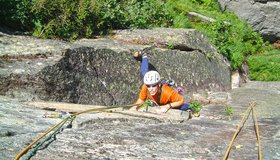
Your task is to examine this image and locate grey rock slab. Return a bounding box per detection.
[0,96,63,160]
[218,0,280,42]
[0,32,70,57]
[0,29,231,105]
[1,81,280,159]
[112,28,218,55]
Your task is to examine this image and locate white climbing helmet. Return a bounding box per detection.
[144,71,161,85]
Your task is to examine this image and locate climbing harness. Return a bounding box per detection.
[223,101,262,160]
[15,104,134,160]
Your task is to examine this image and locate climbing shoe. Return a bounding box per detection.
[133,45,155,61]
[133,50,148,62]
[133,51,143,61]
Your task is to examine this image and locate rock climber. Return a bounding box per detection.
[132,47,190,113]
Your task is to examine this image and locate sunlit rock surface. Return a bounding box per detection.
[0,81,280,159]
[0,28,231,105]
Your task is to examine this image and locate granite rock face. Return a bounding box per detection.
[0,28,231,105]
[218,0,280,43]
[0,29,279,160]
[1,81,280,160]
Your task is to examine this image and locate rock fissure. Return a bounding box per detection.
[0,131,16,137]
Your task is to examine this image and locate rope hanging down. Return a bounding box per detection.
[15,104,134,160]
[223,101,262,160]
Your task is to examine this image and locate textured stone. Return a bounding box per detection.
[0,28,231,106]
[112,28,218,55]
[218,0,280,43]
[1,81,280,159]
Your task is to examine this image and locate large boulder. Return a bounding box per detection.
[37,28,231,105]
[0,28,231,105]
[218,0,280,43]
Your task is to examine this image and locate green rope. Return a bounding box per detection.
[23,116,76,160]
[16,104,134,160]
[138,100,155,112]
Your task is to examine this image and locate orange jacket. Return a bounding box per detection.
[139,84,184,105]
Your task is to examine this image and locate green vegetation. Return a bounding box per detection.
[224,105,233,120]
[167,41,175,49]
[0,0,279,80]
[248,49,280,81]
[0,0,171,41]
[166,0,267,71]
[190,101,202,113]
[224,105,233,116]
[0,0,37,31]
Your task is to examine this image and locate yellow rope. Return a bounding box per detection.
[16,101,263,160]
[223,104,252,160]
[223,101,262,160]
[15,104,134,160]
[15,117,70,160]
[251,102,262,160]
